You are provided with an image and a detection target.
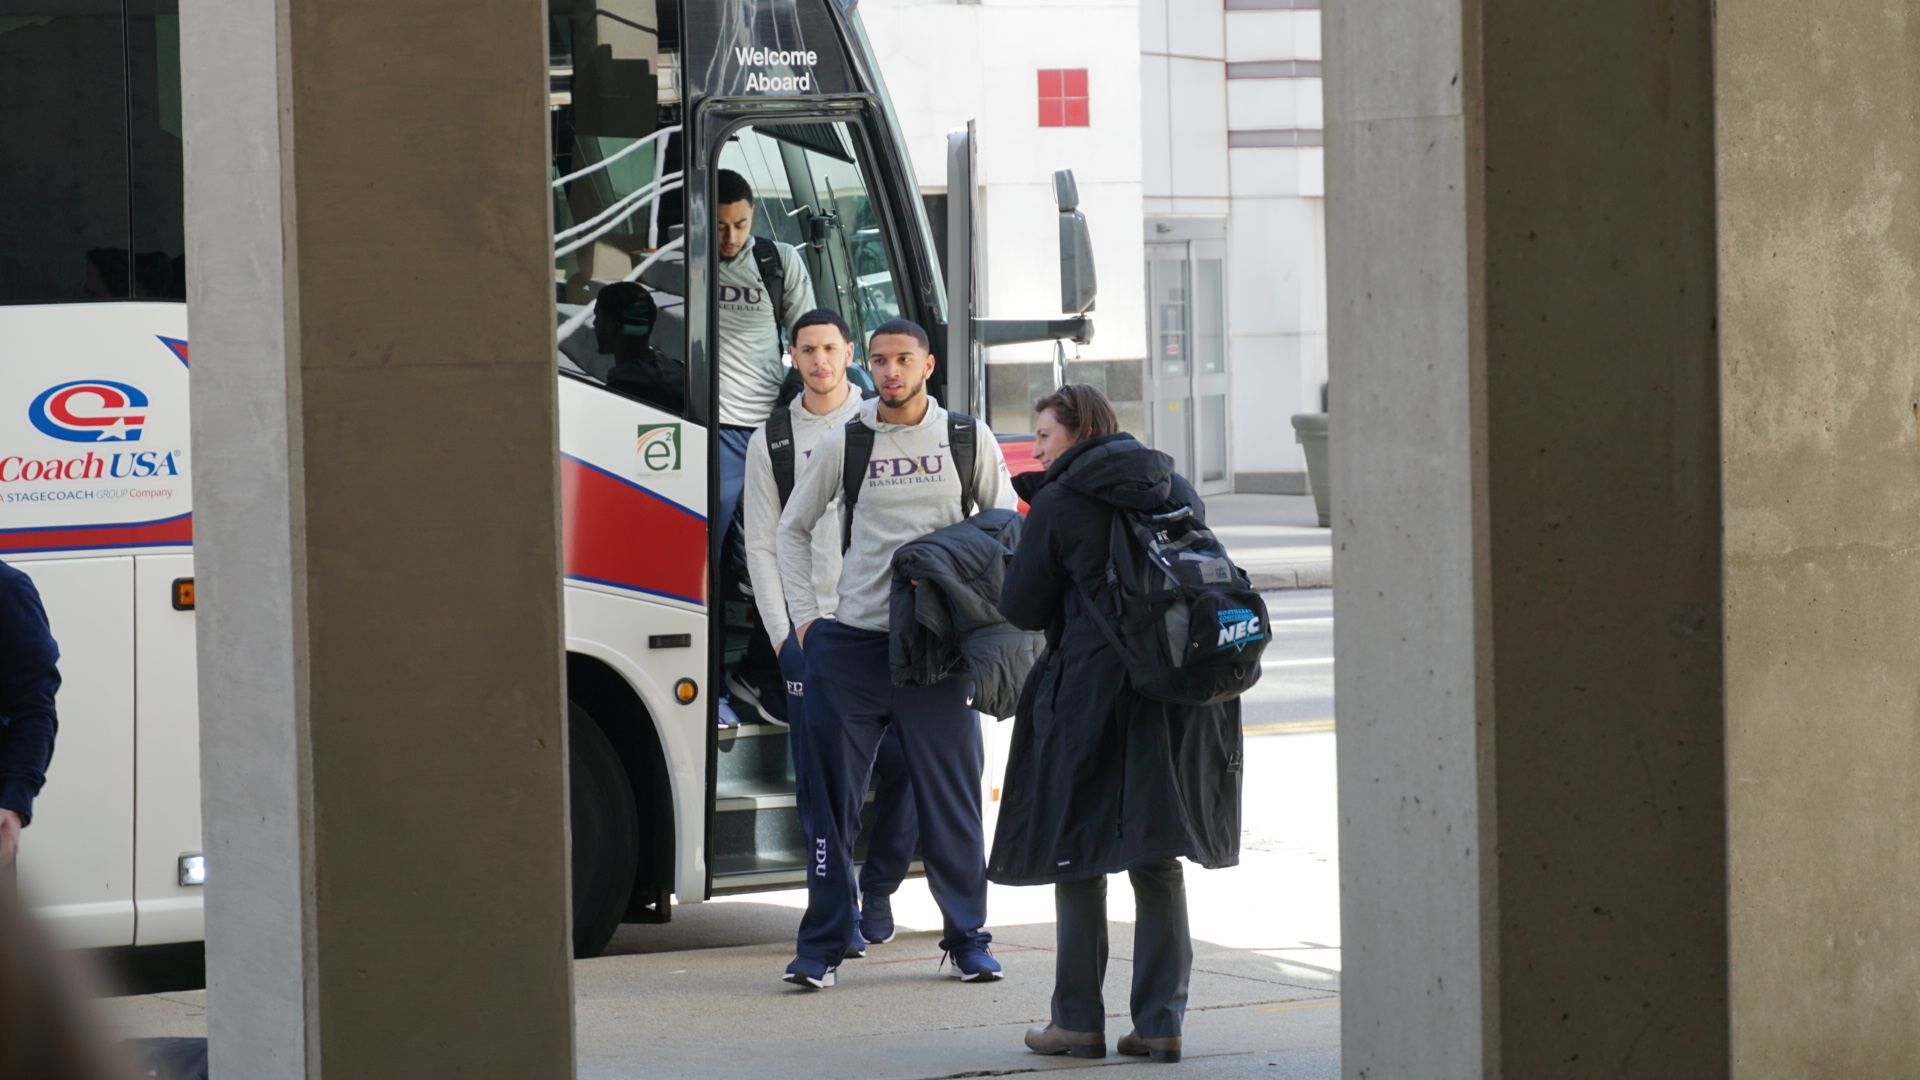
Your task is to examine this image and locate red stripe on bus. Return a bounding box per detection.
[561,455,706,604]
[0,513,193,554]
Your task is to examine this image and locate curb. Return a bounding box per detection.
[1247,562,1332,591]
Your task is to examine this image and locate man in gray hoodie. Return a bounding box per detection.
[715,167,814,726]
[776,318,1014,989]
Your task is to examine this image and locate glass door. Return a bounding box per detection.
[1145,241,1230,494]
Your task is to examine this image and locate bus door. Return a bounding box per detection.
[698,108,932,894]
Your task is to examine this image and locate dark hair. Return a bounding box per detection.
[791,308,852,343]
[716,169,755,206]
[868,318,930,353]
[594,281,657,337]
[1034,384,1120,440]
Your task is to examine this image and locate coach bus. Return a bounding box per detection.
[0,0,1095,957]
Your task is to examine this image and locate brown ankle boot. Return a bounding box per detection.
[1117,1030,1182,1063]
[1024,1024,1106,1058]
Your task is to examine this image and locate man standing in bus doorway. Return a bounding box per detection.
[742,308,920,959]
[775,319,1014,989]
[0,559,60,882]
[715,167,814,728]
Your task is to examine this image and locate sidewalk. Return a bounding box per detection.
[96,885,1339,1080]
[95,769,1344,1078]
[1209,494,1332,591]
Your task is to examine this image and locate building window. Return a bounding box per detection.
[1038,69,1089,128]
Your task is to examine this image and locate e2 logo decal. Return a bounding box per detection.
[636,423,682,472]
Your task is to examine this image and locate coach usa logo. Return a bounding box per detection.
[30,380,149,443]
[636,423,682,472]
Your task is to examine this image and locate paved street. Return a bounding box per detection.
[98,588,1340,1078]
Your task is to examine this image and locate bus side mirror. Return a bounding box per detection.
[1055,169,1096,315]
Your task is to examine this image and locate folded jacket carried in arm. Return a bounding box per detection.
[888,508,1044,719]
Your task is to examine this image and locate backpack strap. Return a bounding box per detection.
[840,418,876,554]
[766,410,796,508]
[751,236,790,343]
[1075,577,1135,667]
[948,412,977,519]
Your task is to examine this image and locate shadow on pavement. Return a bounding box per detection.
[603,900,804,956]
[90,908,1340,1079]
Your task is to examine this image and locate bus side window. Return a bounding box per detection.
[0,0,134,305]
[583,280,688,416]
[550,0,688,416]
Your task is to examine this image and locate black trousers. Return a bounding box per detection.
[1052,859,1192,1039]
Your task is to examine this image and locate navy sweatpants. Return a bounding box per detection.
[780,627,918,894]
[716,426,754,544]
[795,621,989,965]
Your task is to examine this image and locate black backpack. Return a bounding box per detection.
[1078,502,1267,706]
[838,413,978,553]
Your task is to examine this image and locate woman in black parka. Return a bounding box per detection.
[992,385,1243,1064]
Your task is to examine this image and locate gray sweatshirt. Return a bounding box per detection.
[744,386,865,644]
[778,396,1015,634]
[717,241,813,428]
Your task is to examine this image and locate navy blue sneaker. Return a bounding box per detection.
[846,930,867,960]
[859,894,896,945]
[945,946,1003,982]
[782,957,836,990]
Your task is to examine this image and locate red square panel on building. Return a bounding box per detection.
[1038,68,1089,127]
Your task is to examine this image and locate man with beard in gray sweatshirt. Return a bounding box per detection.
[776,318,1014,989]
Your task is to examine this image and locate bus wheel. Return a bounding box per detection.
[570,701,639,958]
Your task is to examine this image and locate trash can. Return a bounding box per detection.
[1291,412,1330,528]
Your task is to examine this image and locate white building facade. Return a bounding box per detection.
[1142,0,1325,492]
[863,0,1326,492]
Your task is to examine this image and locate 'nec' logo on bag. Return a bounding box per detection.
[1216,610,1264,650]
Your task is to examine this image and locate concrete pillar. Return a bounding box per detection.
[1328,0,1920,1073]
[179,0,571,1072]
[1717,4,1920,1073]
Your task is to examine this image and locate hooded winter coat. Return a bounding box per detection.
[889,508,1045,719]
[987,433,1243,886]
